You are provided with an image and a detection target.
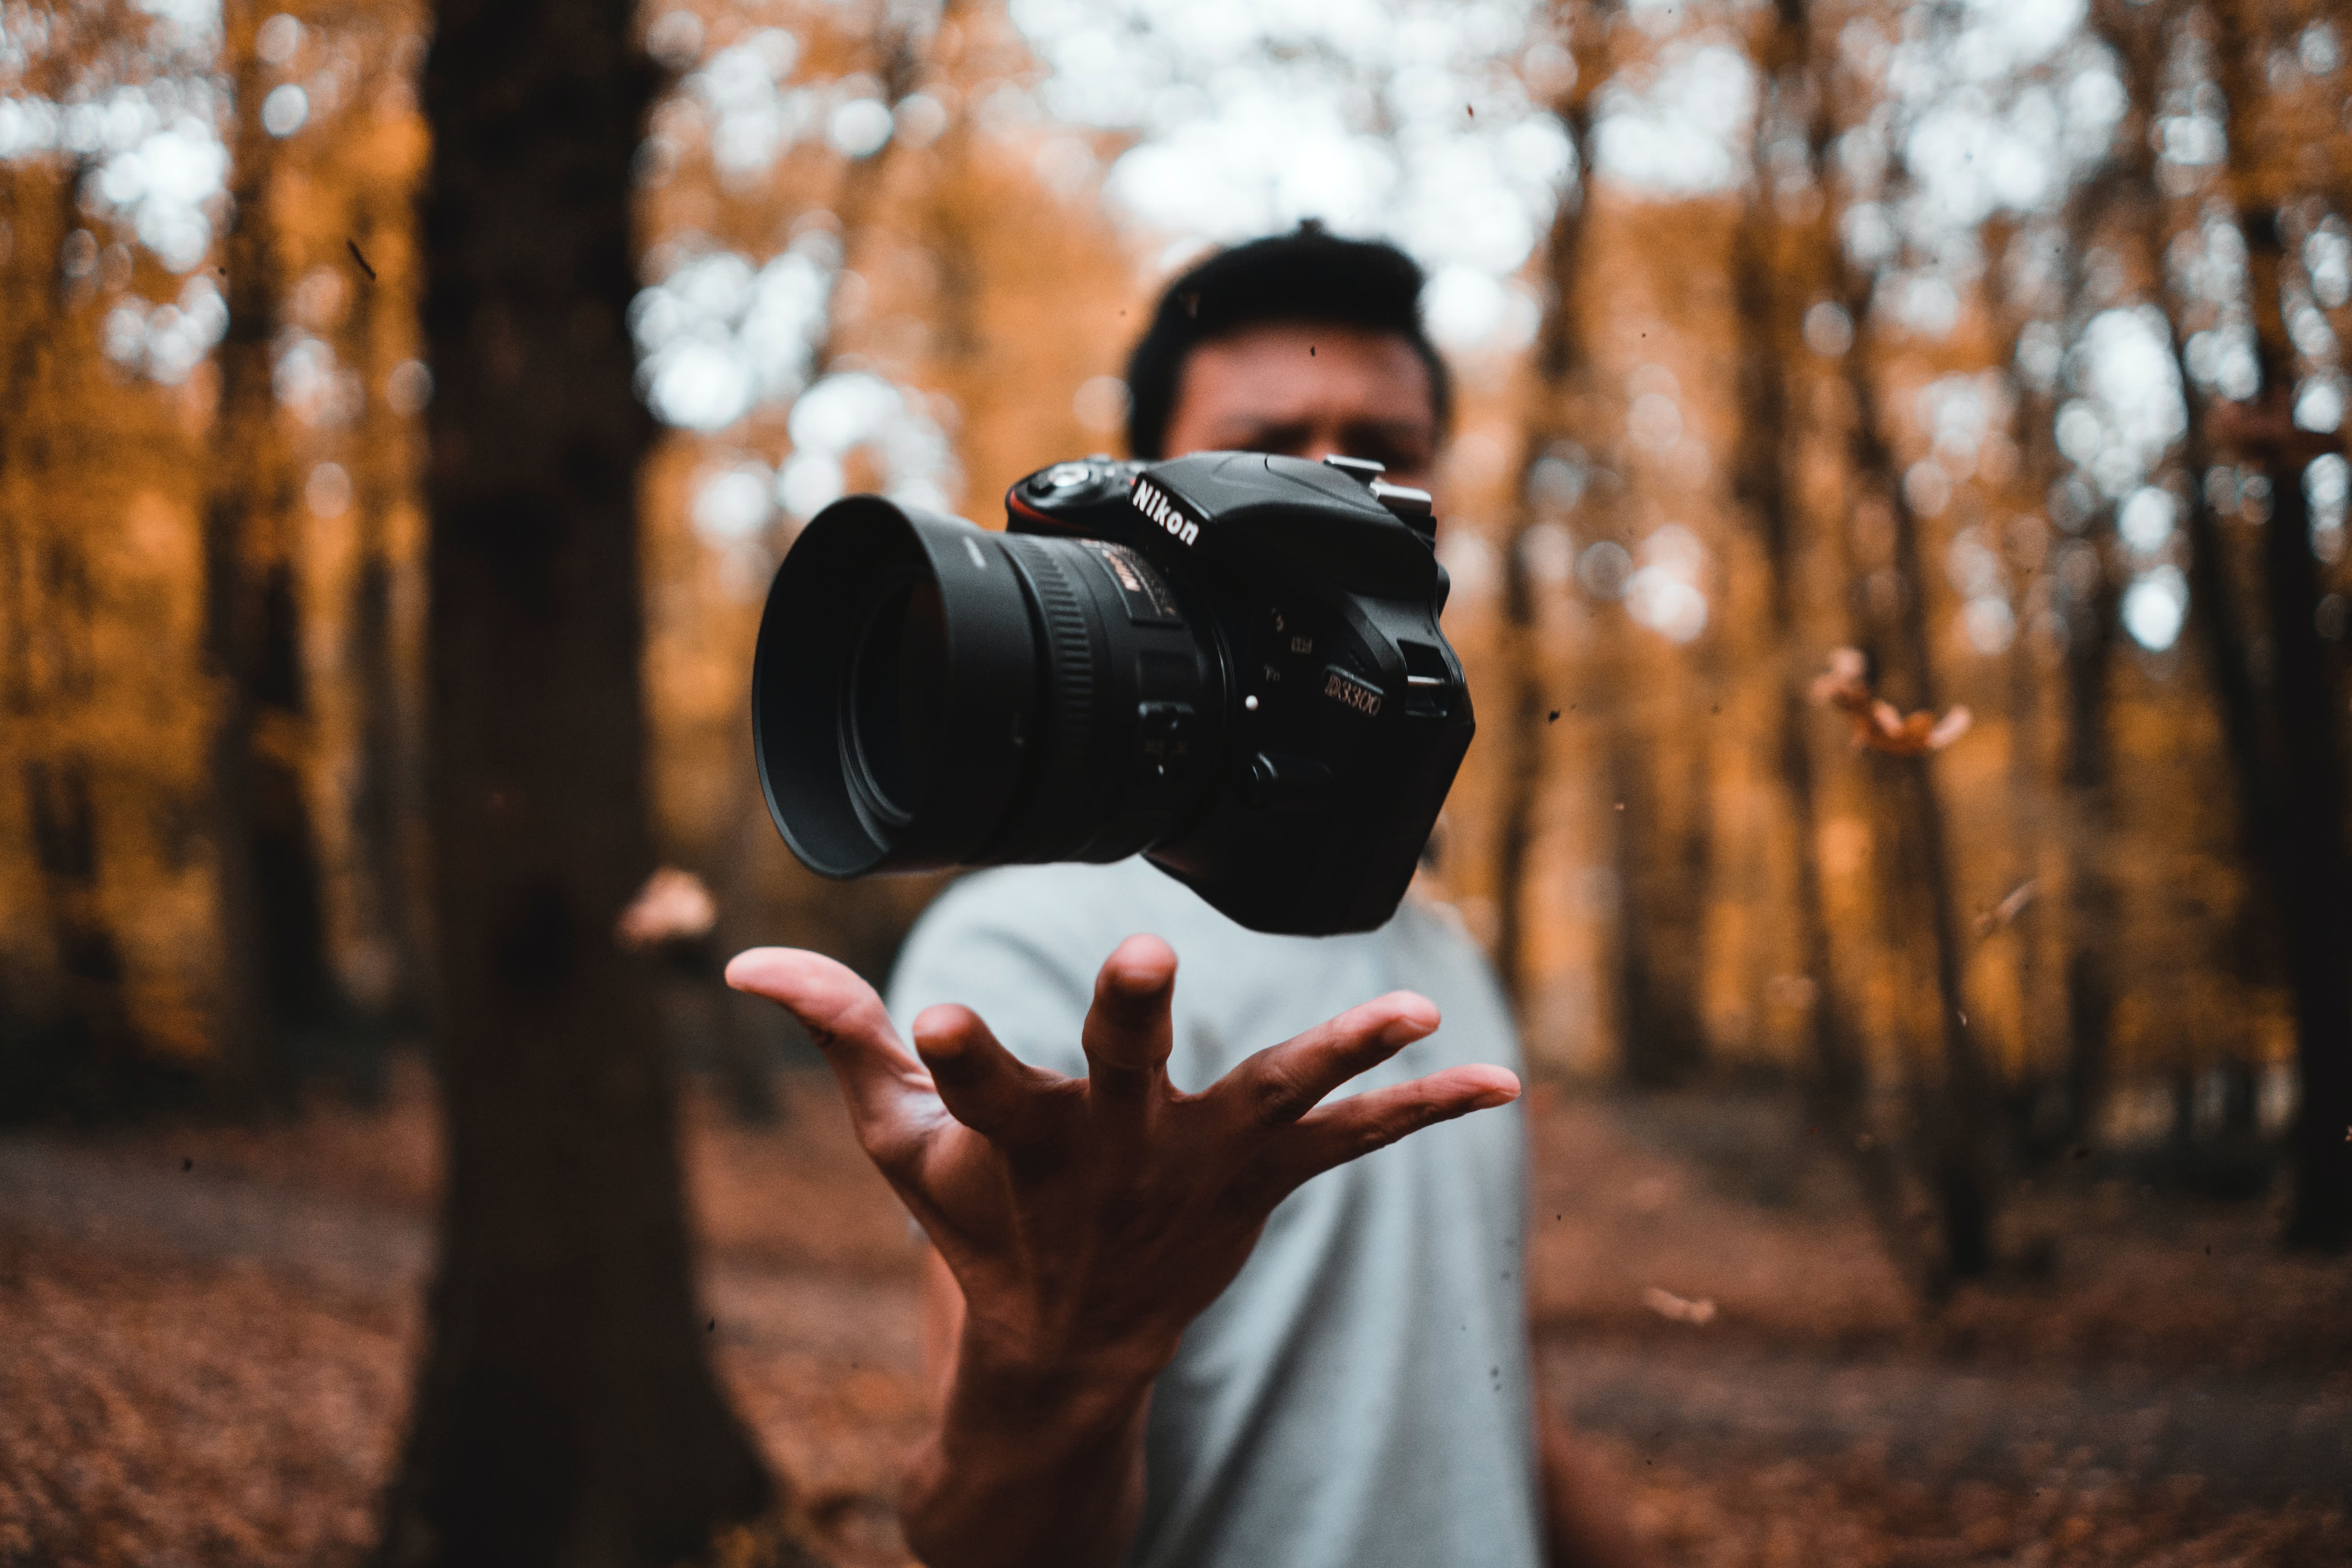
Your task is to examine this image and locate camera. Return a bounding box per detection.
[750,452,1474,935]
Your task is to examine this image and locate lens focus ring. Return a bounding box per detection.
[1001,534,1097,784]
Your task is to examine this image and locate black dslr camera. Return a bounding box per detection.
[750,452,1474,935]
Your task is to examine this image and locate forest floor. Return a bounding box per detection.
[1,1056,2347,1568]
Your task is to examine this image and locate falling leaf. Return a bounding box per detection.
[617,866,717,949]
[1811,648,1973,756]
[1643,1286,1717,1325]
[1975,880,2039,936]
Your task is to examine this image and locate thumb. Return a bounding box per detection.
[727,947,934,1165]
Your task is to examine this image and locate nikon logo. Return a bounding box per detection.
[1131,479,1200,546]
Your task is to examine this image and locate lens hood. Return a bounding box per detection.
[752,497,1040,876]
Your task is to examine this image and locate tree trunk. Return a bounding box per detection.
[2206,0,2352,1250]
[206,0,335,1104]
[1786,0,1996,1285]
[344,195,432,1034]
[2056,538,2121,1152]
[1603,725,1712,1086]
[1832,254,2000,1289]
[1730,0,1934,1292]
[1495,74,1599,1013]
[2081,0,2276,1162]
[2238,211,2352,1247]
[2,163,145,1094]
[373,0,783,1560]
[23,757,138,1067]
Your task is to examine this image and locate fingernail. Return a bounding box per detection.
[1106,964,1171,999]
[1472,1085,1520,1110]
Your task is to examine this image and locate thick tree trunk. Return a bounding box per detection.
[373,0,782,1561]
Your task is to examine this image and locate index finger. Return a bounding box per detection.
[1223,990,1442,1127]
[1268,1065,1521,1197]
[726,947,939,1165]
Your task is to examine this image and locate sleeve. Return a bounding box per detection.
[884,875,1096,1079]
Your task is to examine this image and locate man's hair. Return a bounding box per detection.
[1123,224,1452,461]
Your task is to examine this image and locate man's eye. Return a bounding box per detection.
[1242,425,1314,457]
[1353,436,1430,475]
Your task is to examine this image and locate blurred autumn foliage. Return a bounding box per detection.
[4,0,2352,1562]
[3,0,2350,1287]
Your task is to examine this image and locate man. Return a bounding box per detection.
[729,228,1645,1568]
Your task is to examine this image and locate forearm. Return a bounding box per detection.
[901,1345,1154,1568]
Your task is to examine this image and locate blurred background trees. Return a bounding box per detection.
[2,0,2347,1272]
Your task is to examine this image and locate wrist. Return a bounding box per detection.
[946,1325,1166,1436]
[953,1287,1183,1402]
[903,1338,1156,1568]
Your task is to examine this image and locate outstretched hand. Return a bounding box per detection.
[725,935,1521,1383]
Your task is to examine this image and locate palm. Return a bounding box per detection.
[727,935,1519,1366]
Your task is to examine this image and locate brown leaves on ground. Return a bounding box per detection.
[1811,647,1973,757]
[5,1072,2349,1568]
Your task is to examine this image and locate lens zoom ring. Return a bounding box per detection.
[1003,536,1095,768]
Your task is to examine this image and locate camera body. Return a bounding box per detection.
[1003,452,1472,932]
[751,451,1474,936]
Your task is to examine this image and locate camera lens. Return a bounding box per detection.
[753,496,1224,879]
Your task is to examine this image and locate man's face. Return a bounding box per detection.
[1158,321,1439,493]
